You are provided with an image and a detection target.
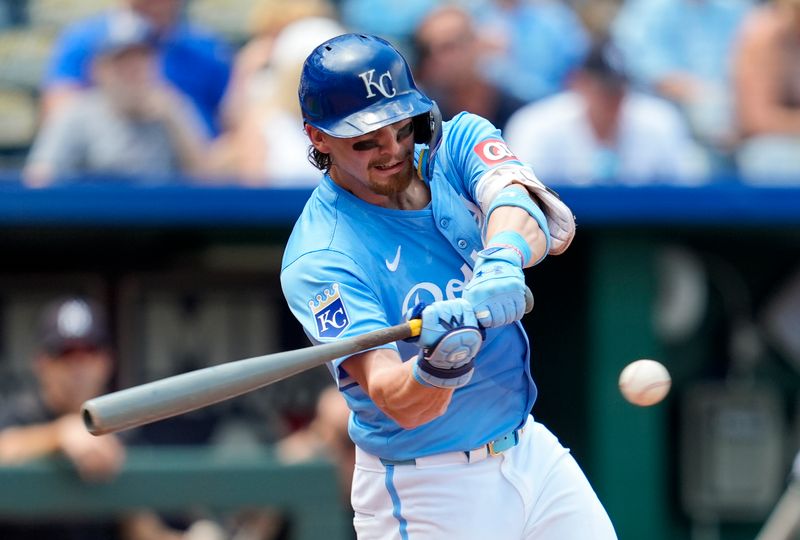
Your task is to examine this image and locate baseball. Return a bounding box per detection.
[618,359,671,406]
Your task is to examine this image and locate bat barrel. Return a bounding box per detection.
[83,349,320,435]
[82,322,416,435]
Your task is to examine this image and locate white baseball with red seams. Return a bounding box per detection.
[618,359,671,406]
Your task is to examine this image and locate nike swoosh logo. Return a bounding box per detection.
[385,245,402,272]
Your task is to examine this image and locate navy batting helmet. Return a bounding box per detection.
[299,33,440,146]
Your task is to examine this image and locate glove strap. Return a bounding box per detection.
[413,326,481,388]
[474,245,525,269]
[413,358,475,389]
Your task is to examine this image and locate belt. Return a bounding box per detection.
[378,426,524,467]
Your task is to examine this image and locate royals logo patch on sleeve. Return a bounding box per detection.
[309,283,350,339]
[473,139,520,165]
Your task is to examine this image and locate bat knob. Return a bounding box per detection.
[81,401,102,436]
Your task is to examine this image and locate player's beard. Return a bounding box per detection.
[366,152,414,196]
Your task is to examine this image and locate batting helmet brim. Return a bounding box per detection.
[309,90,434,139]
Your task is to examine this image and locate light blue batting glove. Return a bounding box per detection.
[408,298,483,389]
[464,247,527,328]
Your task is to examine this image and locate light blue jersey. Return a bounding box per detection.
[281,113,536,461]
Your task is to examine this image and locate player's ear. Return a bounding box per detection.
[306,125,331,153]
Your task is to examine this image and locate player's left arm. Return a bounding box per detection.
[444,114,577,327]
[464,179,553,328]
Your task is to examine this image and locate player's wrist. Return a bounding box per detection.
[486,185,551,263]
[483,230,531,267]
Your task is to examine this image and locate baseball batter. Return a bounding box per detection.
[280,34,617,540]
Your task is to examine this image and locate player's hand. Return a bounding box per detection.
[57,414,126,483]
[407,299,482,389]
[464,247,527,328]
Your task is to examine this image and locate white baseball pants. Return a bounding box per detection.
[350,416,618,540]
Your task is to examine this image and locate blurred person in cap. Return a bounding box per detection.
[412,5,525,131]
[41,0,232,136]
[733,0,800,183]
[221,0,336,129]
[24,10,210,188]
[0,297,124,539]
[0,297,231,540]
[504,42,708,185]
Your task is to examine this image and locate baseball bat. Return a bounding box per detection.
[754,478,800,540]
[83,290,533,436]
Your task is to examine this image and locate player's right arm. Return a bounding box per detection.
[281,251,480,429]
[342,298,482,429]
[341,350,453,429]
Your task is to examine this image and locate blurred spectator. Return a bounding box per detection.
[41,0,232,135]
[468,0,590,103]
[23,11,209,188]
[733,0,800,183]
[338,0,435,56]
[0,297,211,540]
[571,0,622,43]
[412,4,524,130]
[221,0,336,130]
[209,16,345,186]
[276,385,354,503]
[504,43,707,185]
[611,0,753,170]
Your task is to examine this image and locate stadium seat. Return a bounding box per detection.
[187,0,262,43]
[28,0,115,30]
[0,28,56,90]
[0,87,37,150]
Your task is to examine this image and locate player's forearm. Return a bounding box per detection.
[485,199,548,268]
[342,350,453,429]
[738,101,800,136]
[0,422,61,463]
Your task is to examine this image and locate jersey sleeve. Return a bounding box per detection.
[281,249,397,385]
[439,112,527,205]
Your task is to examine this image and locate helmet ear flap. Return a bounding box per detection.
[413,101,442,146]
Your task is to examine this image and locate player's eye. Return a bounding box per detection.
[397,122,413,141]
[352,140,378,151]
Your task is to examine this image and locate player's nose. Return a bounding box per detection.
[374,126,401,155]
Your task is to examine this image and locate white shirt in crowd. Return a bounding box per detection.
[504,91,708,186]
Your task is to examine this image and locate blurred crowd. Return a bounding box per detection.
[0,0,797,187]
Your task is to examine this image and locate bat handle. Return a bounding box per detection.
[408,287,534,335]
[407,318,422,338]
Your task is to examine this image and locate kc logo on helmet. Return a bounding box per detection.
[473,139,520,165]
[359,69,396,99]
[309,283,350,339]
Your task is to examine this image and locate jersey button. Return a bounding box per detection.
[457,239,467,249]
[439,218,449,228]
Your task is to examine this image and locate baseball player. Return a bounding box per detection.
[280,34,617,539]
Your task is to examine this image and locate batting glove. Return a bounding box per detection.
[464,247,527,328]
[406,299,482,389]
